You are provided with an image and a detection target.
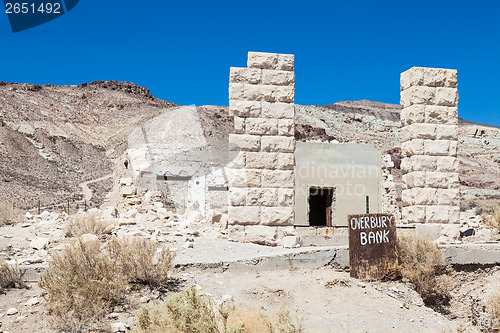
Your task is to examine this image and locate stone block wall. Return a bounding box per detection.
[227,52,295,226]
[400,67,460,223]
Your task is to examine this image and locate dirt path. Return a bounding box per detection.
[78,174,113,202]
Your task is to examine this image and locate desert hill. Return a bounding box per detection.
[1,82,499,210]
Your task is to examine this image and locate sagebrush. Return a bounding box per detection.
[107,237,175,287]
[397,235,451,306]
[487,291,500,324]
[40,237,174,332]
[136,286,304,333]
[0,261,25,291]
[65,210,111,238]
[0,202,24,226]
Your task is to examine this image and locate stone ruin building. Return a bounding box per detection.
[120,51,460,232]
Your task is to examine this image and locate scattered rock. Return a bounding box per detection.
[30,238,49,250]
[6,308,18,316]
[111,322,126,332]
[25,297,39,307]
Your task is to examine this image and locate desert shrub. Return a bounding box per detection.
[107,237,175,287]
[397,235,451,306]
[135,286,303,333]
[0,262,26,291]
[487,291,500,324]
[482,208,500,230]
[0,202,24,226]
[65,210,111,238]
[40,236,175,332]
[39,240,127,332]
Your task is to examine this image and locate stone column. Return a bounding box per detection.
[400,67,460,224]
[227,52,295,226]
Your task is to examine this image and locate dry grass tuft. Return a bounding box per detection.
[39,240,126,332]
[40,236,175,332]
[65,210,111,238]
[0,262,26,291]
[487,291,500,324]
[397,235,451,306]
[482,208,500,231]
[0,202,24,226]
[136,286,303,333]
[107,237,175,287]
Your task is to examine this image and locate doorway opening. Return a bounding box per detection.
[308,187,336,226]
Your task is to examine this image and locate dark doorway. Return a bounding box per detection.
[308,187,335,226]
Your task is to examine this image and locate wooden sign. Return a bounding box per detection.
[348,213,397,281]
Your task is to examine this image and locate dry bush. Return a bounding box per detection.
[39,240,127,332]
[136,286,303,333]
[40,236,175,332]
[107,237,175,287]
[0,262,26,291]
[0,202,24,226]
[65,210,111,238]
[482,208,500,230]
[397,235,451,306]
[487,291,500,324]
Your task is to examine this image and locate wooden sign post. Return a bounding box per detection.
[348,213,397,281]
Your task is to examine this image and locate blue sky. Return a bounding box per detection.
[1,1,499,126]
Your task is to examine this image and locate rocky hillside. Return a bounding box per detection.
[0,81,177,208]
[1,82,499,211]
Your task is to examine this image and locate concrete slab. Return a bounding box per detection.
[441,243,500,265]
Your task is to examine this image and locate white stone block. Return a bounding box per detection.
[261,136,295,153]
[229,187,246,206]
[234,116,245,134]
[277,153,295,170]
[401,189,413,206]
[277,54,294,71]
[248,52,279,69]
[261,102,295,119]
[401,104,425,125]
[227,151,246,169]
[401,171,426,189]
[229,134,260,152]
[435,87,458,107]
[436,156,458,172]
[262,69,295,86]
[229,67,262,84]
[278,119,294,136]
[424,105,451,124]
[401,139,424,157]
[435,125,458,140]
[449,206,460,224]
[409,155,437,172]
[229,100,261,117]
[411,188,438,205]
[400,67,424,91]
[400,86,435,108]
[436,189,460,205]
[426,206,450,223]
[228,206,260,225]
[245,152,278,169]
[243,84,267,101]
[275,86,295,103]
[227,169,261,187]
[261,207,294,225]
[423,140,450,156]
[261,170,294,188]
[277,188,294,206]
[425,171,453,188]
[402,205,426,223]
[245,118,278,135]
[422,68,449,87]
[229,83,245,100]
[401,123,437,141]
[247,188,278,206]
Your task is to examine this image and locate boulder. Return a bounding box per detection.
[30,238,49,250]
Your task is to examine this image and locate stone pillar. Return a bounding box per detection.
[400,67,460,224]
[227,52,295,226]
